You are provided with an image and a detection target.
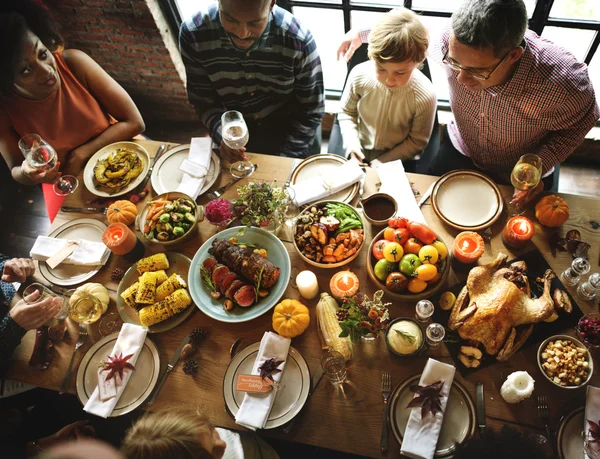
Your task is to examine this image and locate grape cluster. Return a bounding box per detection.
[577,315,600,346]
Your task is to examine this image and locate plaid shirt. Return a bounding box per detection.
[180,4,324,158]
[434,29,599,180]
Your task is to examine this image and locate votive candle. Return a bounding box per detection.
[453,231,485,264]
[296,270,319,300]
[102,223,137,256]
[502,216,535,248]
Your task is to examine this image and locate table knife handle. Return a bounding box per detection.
[60,351,77,394]
[380,400,390,453]
[146,367,171,406]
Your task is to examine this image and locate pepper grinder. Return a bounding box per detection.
[577,273,600,302]
[560,257,590,287]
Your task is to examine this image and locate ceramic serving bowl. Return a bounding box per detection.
[138,191,201,246]
[366,227,450,301]
[359,192,398,226]
[292,200,366,269]
[385,317,426,358]
[537,334,593,389]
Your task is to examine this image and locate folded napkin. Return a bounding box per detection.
[30,236,109,266]
[401,358,456,459]
[290,160,364,207]
[84,323,148,418]
[176,137,212,199]
[373,160,426,224]
[585,385,600,459]
[235,331,291,430]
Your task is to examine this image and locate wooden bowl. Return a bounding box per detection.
[292,200,366,269]
[366,227,450,301]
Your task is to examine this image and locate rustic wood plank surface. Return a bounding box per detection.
[6,140,599,458]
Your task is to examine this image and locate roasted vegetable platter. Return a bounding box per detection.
[189,227,291,323]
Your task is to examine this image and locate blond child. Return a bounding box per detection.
[338,8,436,166]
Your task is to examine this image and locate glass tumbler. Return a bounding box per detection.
[22,282,67,320]
[321,349,347,386]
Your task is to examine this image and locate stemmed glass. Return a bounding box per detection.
[19,134,79,196]
[221,111,253,178]
[507,154,542,216]
[283,186,299,228]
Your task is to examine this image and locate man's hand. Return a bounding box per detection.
[510,181,544,208]
[337,29,362,62]
[32,421,95,455]
[9,291,62,330]
[21,159,60,184]
[349,151,368,167]
[219,141,248,163]
[2,258,35,283]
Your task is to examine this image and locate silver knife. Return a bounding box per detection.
[136,144,167,192]
[282,365,324,434]
[61,206,107,214]
[285,158,301,187]
[146,334,190,406]
[204,164,258,201]
[476,382,486,438]
[417,183,435,208]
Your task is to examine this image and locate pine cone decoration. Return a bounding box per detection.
[183,360,199,376]
[111,268,125,281]
[189,328,206,345]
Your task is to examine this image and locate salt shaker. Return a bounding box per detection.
[578,273,600,302]
[560,257,590,287]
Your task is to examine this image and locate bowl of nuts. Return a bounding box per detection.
[537,335,593,389]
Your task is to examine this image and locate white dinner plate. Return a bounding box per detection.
[38,218,109,287]
[150,144,220,196]
[83,142,150,197]
[390,374,475,457]
[557,406,584,459]
[223,342,310,429]
[76,333,160,417]
[431,170,503,231]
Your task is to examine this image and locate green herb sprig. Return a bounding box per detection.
[395,329,416,345]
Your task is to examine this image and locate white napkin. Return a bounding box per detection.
[373,160,427,224]
[290,160,364,206]
[401,358,456,459]
[585,385,600,459]
[30,236,109,266]
[176,137,212,199]
[83,323,148,418]
[235,332,291,430]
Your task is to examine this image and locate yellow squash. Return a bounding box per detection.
[272,299,310,338]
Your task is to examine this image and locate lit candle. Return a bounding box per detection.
[296,271,319,300]
[102,223,145,261]
[452,231,485,264]
[502,216,535,249]
[330,270,360,300]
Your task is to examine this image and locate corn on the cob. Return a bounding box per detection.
[136,253,169,275]
[139,301,172,327]
[144,270,168,286]
[156,273,187,301]
[135,272,157,304]
[120,282,139,308]
[316,292,352,361]
[164,288,192,314]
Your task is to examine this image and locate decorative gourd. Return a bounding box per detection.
[272,299,310,338]
[107,200,138,226]
[535,195,569,227]
[72,283,110,314]
[329,271,359,301]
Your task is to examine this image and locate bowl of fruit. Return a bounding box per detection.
[293,201,365,268]
[366,218,450,301]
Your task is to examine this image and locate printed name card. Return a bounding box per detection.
[46,240,80,269]
[236,374,275,393]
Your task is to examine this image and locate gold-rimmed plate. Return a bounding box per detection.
[431,170,504,231]
[557,406,585,458]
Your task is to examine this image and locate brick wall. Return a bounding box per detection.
[47,0,197,123]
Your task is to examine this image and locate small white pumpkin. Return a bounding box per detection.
[500,371,535,404]
[71,283,110,314]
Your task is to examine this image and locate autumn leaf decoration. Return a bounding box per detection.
[406,380,445,420]
[100,353,135,381]
[588,419,600,443]
[258,358,284,382]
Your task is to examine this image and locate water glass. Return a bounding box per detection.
[415,300,434,323]
[321,350,347,386]
[22,282,67,320]
[426,323,446,348]
[283,186,299,228]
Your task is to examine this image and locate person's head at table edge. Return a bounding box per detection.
[121,407,227,459]
[219,0,276,51]
[447,0,527,92]
[368,8,429,90]
[0,1,64,100]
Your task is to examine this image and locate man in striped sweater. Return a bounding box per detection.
[179,0,324,160]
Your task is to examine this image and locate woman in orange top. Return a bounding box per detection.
[0,0,144,186]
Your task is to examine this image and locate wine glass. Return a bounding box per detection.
[18,134,79,196]
[507,154,542,216]
[283,186,299,228]
[63,289,103,325]
[221,111,253,178]
[99,312,123,336]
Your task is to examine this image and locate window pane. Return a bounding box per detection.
[350,0,404,7]
[296,0,341,3]
[541,27,596,62]
[550,0,600,20]
[175,0,212,22]
[293,7,347,92]
[411,0,465,13]
[589,53,600,104]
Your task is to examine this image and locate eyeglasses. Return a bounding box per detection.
[442,50,512,80]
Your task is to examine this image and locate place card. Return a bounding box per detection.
[45,240,80,269]
[178,159,208,178]
[236,374,275,393]
[97,369,117,402]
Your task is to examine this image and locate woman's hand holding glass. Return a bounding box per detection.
[10,290,62,330]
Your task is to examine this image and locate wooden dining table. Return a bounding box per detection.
[5,140,600,458]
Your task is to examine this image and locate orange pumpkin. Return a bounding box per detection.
[535,195,569,227]
[107,200,138,226]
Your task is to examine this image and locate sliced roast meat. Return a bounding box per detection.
[219,272,239,294]
[211,264,230,289]
[234,285,256,307]
[202,256,218,274]
[225,280,246,300]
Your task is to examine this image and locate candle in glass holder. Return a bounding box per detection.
[452,231,485,264]
[296,271,319,300]
[102,223,145,261]
[330,271,359,300]
[502,216,535,249]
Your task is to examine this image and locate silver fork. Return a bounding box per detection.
[481,227,493,253]
[537,395,553,446]
[59,324,88,394]
[380,371,392,453]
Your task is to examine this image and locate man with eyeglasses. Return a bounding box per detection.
[338,0,598,191]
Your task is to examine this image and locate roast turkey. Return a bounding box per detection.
[448,252,555,361]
